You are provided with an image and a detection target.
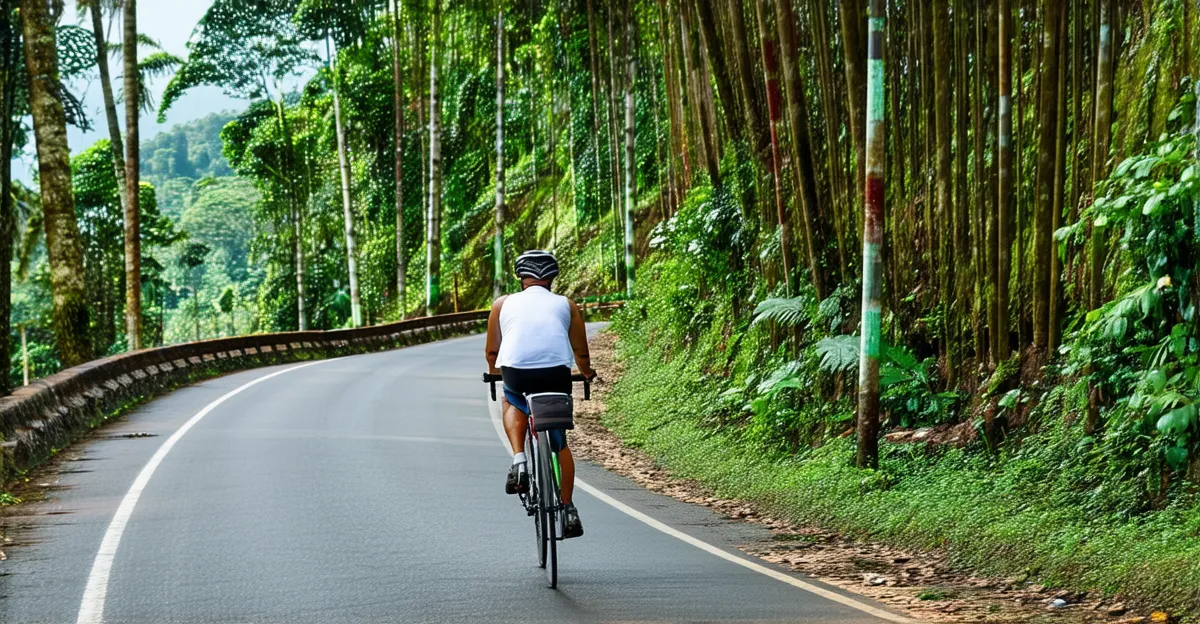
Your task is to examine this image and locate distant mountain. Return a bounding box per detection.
[141,111,237,186]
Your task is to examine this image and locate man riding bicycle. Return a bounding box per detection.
[485,250,595,539]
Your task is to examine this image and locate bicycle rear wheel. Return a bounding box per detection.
[538,430,558,588]
[528,430,546,569]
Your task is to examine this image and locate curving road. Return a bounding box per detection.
[0,331,911,623]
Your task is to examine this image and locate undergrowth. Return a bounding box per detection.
[606,317,1200,616]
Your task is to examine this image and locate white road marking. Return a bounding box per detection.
[76,360,337,624]
[486,392,916,623]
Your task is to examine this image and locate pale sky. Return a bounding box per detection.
[15,0,298,182]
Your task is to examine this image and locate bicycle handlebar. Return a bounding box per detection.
[481,372,593,401]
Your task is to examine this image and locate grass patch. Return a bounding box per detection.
[605,323,1200,619]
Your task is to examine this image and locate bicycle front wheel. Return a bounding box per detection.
[538,430,558,588]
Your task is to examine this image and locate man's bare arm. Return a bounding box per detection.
[485,296,506,374]
[567,300,595,378]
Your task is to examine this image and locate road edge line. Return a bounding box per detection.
[76,359,338,624]
[486,393,916,624]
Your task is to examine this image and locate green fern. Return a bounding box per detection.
[751,296,810,328]
[815,335,859,373]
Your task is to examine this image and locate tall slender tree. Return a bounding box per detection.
[22,0,93,365]
[391,0,406,317]
[328,38,362,327]
[86,0,128,216]
[857,0,886,469]
[996,0,1013,362]
[494,7,506,300]
[123,0,142,349]
[427,0,443,315]
[774,0,826,299]
[623,0,636,295]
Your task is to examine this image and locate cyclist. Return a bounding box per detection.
[485,250,595,539]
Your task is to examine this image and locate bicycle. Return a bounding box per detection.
[484,372,591,588]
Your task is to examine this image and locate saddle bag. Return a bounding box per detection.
[528,392,574,431]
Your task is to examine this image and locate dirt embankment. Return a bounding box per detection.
[572,330,1166,624]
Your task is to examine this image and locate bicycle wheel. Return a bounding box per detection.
[538,430,558,588]
[528,430,546,569]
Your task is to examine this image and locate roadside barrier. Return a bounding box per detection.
[0,311,488,485]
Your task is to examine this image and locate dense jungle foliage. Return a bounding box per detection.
[5,0,1200,611]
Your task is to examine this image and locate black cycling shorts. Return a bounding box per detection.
[500,365,572,413]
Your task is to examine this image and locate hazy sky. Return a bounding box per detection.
[15,1,259,181]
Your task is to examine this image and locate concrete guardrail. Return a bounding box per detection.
[0,310,489,485]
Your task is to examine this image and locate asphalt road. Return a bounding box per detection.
[0,330,910,623]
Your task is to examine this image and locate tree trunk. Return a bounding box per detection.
[1086,0,1116,436]
[391,0,406,317]
[1032,0,1064,351]
[679,1,719,185]
[692,0,743,144]
[88,0,127,216]
[656,0,683,211]
[123,0,141,350]
[726,0,767,156]
[996,0,1013,363]
[753,0,791,293]
[272,97,306,330]
[812,0,850,283]
[840,0,867,201]
[934,0,954,381]
[1090,0,1114,312]
[329,38,362,327]
[1048,9,1068,351]
[772,0,826,299]
[494,9,506,300]
[426,0,443,316]
[22,0,93,365]
[857,0,886,470]
[623,4,636,296]
[0,0,18,393]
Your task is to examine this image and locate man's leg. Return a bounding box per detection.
[503,398,531,495]
[559,446,575,504]
[503,400,528,454]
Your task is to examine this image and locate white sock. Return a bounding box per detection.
[512,452,527,466]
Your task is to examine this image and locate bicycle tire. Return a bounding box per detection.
[538,430,558,588]
[528,430,546,569]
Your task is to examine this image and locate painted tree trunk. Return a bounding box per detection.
[124,0,142,350]
[623,6,636,296]
[329,39,362,328]
[857,0,886,469]
[996,0,1012,362]
[494,9,506,300]
[21,0,93,365]
[427,0,443,316]
[391,0,406,318]
[88,0,128,216]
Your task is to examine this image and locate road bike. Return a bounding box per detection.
[484,372,590,588]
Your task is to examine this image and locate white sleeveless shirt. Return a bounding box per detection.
[496,286,574,369]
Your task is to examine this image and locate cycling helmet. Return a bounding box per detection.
[514,250,560,280]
